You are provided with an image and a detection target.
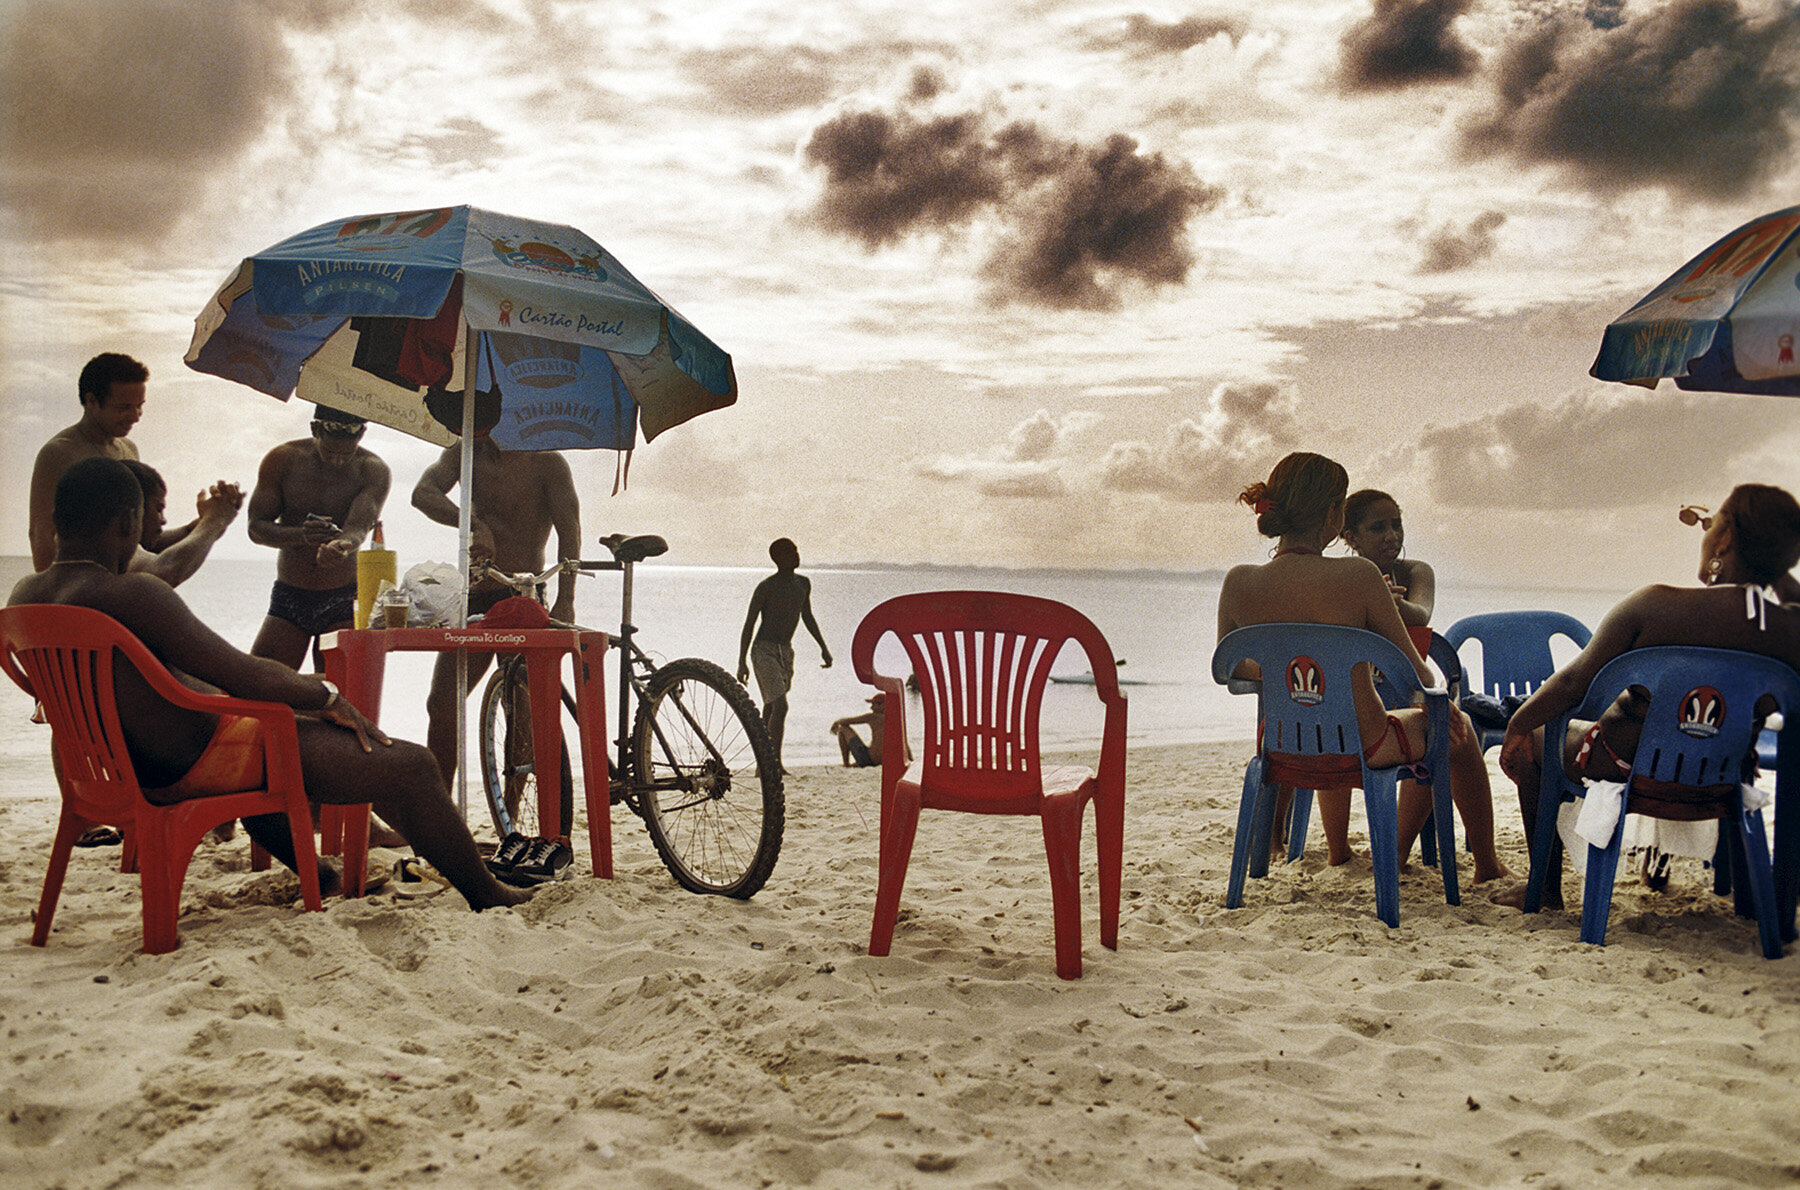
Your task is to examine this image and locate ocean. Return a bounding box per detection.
[0,554,1630,803]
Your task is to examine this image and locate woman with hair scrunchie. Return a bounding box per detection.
[1219,453,1506,879]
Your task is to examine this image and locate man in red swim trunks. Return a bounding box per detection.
[8,458,530,912]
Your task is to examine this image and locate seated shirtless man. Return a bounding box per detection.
[8,457,530,912]
[1498,484,1800,909]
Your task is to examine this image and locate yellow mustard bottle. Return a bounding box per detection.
[355,521,396,629]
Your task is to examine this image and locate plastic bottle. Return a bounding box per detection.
[355,521,397,629]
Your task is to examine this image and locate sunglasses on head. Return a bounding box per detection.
[312,419,364,439]
[1678,504,1713,529]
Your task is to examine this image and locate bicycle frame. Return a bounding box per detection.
[576,555,738,812]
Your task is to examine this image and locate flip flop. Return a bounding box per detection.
[392,856,451,898]
[73,826,123,848]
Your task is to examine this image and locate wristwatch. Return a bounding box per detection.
[317,679,340,713]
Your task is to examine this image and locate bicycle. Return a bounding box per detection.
[471,534,783,898]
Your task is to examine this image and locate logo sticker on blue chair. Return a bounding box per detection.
[1678,687,1724,738]
[1286,656,1323,705]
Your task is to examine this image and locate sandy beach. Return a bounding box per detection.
[3,741,1797,1189]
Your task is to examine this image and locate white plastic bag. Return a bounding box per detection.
[399,561,464,628]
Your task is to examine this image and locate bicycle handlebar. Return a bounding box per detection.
[474,533,670,596]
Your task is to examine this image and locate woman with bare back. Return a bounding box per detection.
[1217,453,1505,879]
[1497,484,1800,909]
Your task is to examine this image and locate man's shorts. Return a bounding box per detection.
[750,640,794,704]
[268,580,358,638]
[155,714,266,801]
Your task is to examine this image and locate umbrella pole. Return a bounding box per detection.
[455,325,477,819]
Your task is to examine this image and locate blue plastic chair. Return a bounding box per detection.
[1525,646,1798,959]
[1443,611,1593,754]
[1213,624,1458,926]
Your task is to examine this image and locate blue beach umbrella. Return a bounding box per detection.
[186,205,736,452]
[1591,205,1800,397]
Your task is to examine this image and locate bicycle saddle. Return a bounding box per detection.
[604,534,668,563]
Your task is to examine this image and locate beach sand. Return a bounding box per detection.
[3,742,1797,1188]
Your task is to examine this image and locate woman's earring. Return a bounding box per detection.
[1707,556,1723,583]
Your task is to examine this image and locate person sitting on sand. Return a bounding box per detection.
[8,457,531,912]
[1340,488,1508,881]
[831,692,909,768]
[1216,452,1504,879]
[1497,484,1800,910]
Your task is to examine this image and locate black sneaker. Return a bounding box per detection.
[495,838,574,887]
[485,832,532,875]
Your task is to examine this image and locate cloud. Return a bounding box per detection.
[1085,13,1249,57]
[680,45,845,115]
[912,409,1099,498]
[1461,0,1800,201]
[1417,210,1506,273]
[0,0,318,241]
[1407,385,1780,509]
[1338,0,1480,91]
[1099,382,1300,501]
[804,108,1222,309]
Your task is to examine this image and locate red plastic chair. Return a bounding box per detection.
[0,604,348,954]
[851,591,1127,979]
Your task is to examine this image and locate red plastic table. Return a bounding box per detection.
[319,626,614,878]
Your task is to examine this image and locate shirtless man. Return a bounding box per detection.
[412,432,580,788]
[736,538,832,767]
[247,406,392,670]
[29,353,241,583]
[831,692,906,768]
[1498,484,1800,911]
[9,458,529,911]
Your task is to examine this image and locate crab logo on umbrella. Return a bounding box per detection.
[1286,657,1323,706]
[1677,686,1724,739]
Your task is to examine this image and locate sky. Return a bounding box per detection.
[3,0,1799,590]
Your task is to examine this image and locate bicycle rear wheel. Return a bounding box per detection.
[478,656,574,841]
[631,657,783,897]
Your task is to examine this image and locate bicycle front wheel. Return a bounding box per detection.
[478,656,574,842]
[631,658,783,897]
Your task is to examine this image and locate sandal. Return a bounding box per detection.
[392,856,451,897]
[74,826,124,848]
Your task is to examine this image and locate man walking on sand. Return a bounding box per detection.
[737,538,831,769]
[29,352,241,583]
[247,406,392,671]
[10,458,530,912]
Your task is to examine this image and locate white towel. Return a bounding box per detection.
[1563,779,1774,872]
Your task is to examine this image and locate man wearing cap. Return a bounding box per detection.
[247,405,391,670]
[830,691,908,768]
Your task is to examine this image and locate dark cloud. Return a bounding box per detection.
[681,45,843,115]
[1086,13,1249,57]
[1100,383,1299,501]
[1338,0,1480,91]
[0,0,312,241]
[804,109,1221,309]
[1417,210,1506,273]
[1410,386,1778,510]
[1461,0,1800,201]
[908,66,947,102]
[1584,0,1628,30]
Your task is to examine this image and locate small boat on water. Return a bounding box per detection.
[1049,659,1147,686]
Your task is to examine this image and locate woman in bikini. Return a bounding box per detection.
[1498,484,1800,909]
[1217,453,1498,872]
[1340,489,1508,881]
